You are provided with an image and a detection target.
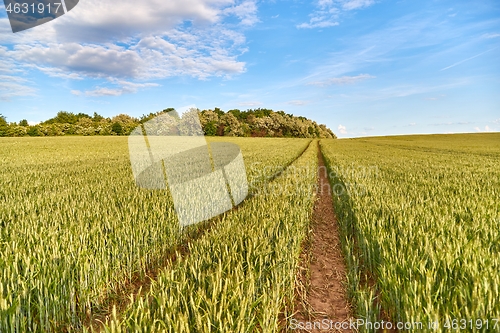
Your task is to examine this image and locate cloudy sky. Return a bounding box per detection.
[0,0,499,137]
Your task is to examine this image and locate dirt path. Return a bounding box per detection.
[292,144,353,332]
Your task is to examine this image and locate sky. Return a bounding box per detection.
[0,0,499,138]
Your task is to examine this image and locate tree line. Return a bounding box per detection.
[0,108,336,139]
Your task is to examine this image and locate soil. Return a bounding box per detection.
[291,145,353,332]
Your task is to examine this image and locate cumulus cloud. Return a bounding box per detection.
[11,43,144,78]
[297,0,375,29]
[0,0,255,95]
[338,124,347,134]
[32,66,83,80]
[308,74,375,86]
[223,1,259,26]
[6,28,247,80]
[49,0,233,42]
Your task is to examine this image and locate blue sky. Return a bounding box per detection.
[0,0,499,137]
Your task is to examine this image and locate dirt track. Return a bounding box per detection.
[292,144,353,332]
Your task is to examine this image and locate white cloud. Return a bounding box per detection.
[294,10,497,93]
[3,27,246,81]
[287,100,309,106]
[0,0,254,95]
[74,80,160,97]
[223,1,259,26]
[50,0,233,42]
[1,1,238,44]
[0,75,36,101]
[297,20,339,29]
[482,33,500,39]
[11,43,144,78]
[341,0,375,11]
[297,0,375,29]
[85,87,125,97]
[338,124,347,134]
[440,47,497,71]
[308,74,375,86]
[238,101,262,107]
[474,125,492,132]
[32,66,84,80]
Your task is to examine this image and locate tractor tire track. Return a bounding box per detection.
[292,143,353,332]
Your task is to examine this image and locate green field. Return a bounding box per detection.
[0,136,314,332]
[322,133,500,332]
[1,133,499,332]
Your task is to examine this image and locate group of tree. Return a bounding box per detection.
[0,108,336,139]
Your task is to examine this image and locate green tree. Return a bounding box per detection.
[92,112,104,122]
[111,122,123,135]
[0,114,6,125]
[0,114,7,137]
[19,119,29,126]
[43,111,91,125]
[27,126,42,136]
[213,107,225,117]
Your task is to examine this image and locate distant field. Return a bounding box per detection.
[321,133,500,332]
